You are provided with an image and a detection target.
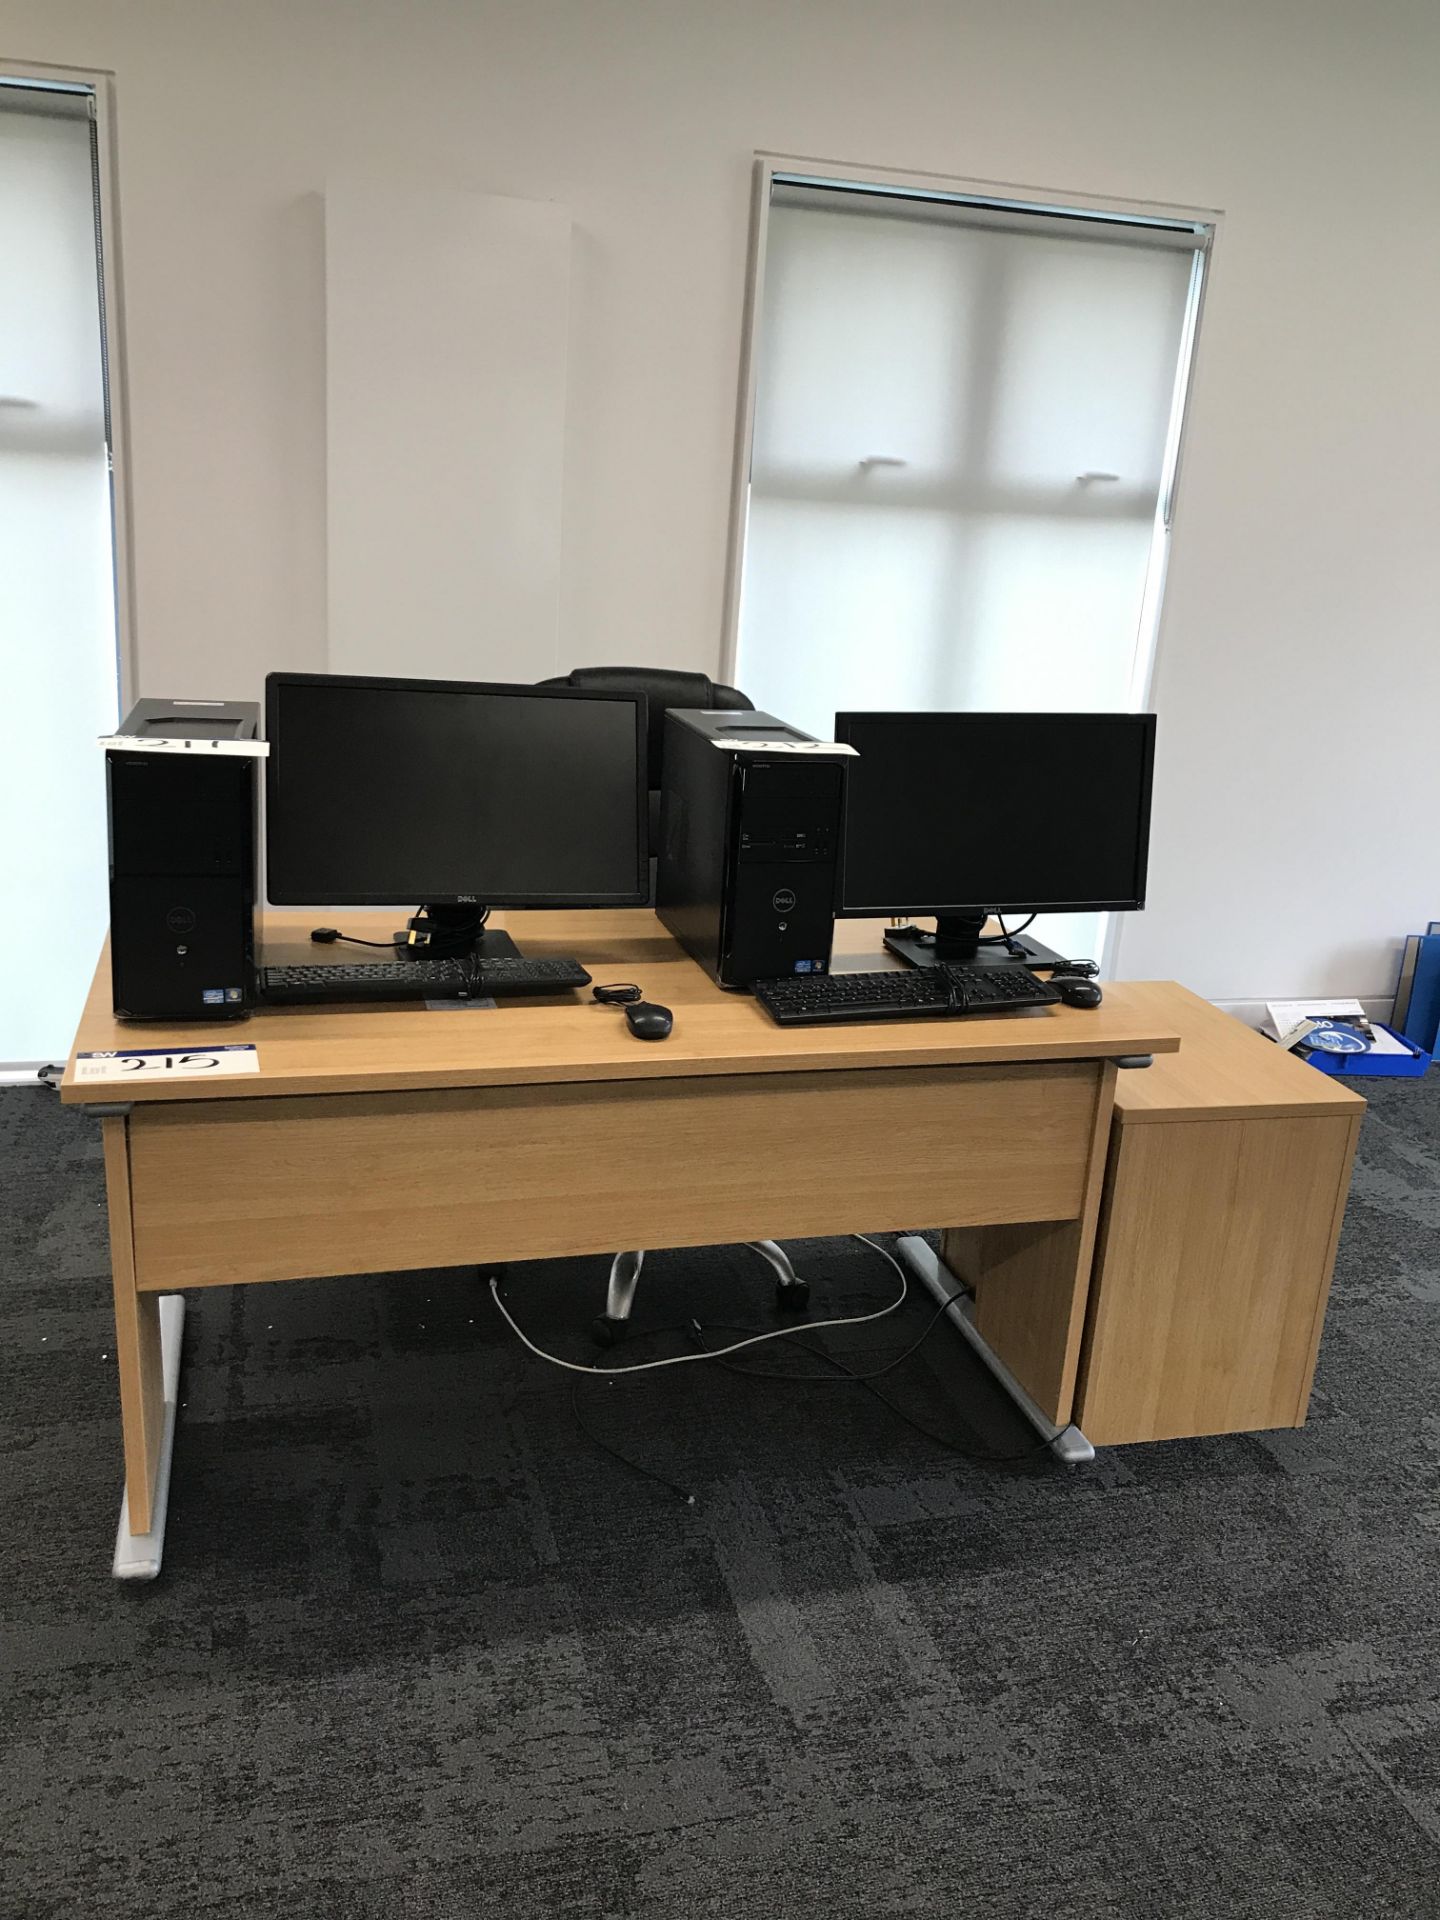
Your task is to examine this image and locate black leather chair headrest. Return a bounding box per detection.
[539,666,753,781]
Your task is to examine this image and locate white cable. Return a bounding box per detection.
[487,1233,908,1377]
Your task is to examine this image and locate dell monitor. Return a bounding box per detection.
[834,711,1156,969]
[265,673,648,958]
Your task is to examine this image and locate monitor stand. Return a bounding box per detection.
[392,904,522,963]
[883,912,1067,972]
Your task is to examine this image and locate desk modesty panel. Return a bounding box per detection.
[124,1061,1104,1291]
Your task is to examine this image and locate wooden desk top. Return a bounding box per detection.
[1111,982,1366,1124]
[61,910,1181,1106]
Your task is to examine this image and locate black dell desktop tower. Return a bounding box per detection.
[656,710,853,988]
[105,699,264,1021]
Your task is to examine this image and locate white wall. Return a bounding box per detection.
[3,0,1437,1005]
[325,178,572,682]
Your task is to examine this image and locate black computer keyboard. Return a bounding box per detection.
[261,956,592,1004]
[752,964,1061,1026]
[474,956,593,993]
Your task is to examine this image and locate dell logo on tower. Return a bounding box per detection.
[772,888,797,913]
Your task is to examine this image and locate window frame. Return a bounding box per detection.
[0,57,137,709]
[720,153,1218,709]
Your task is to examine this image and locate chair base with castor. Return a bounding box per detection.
[591,1242,811,1346]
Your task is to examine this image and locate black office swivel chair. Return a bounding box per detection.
[538,664,810,1342]
[539,665,754,855]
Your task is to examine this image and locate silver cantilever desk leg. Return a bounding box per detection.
[604,1250,646,1325]
[112,1293,186,1580]
[892,1235,1095,1465]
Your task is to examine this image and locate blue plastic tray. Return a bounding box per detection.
[1302,1023,1431,1078]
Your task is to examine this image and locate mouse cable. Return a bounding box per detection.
[486,1233,908,1377]
[510,1315,714,1503]
[689,1317,1061,1466]
[561,1287,1056,1482]
[568,1376,699,1507]
[692,1281,974,1383]
[546,1247,1052,1487]
[561,1242,916,1503]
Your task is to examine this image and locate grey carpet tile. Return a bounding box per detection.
[3,1073,1440,1918]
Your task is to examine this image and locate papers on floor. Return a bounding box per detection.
[1265,999,1368,1050]
[1262,1002,1409,1057]
[1344,1026,1411,1057]
[1265,998,1369,1039]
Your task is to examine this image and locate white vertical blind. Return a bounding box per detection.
[0,87,118,1067]
[734,183,1202,961]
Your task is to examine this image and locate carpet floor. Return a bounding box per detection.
[3,1075,1440,1919]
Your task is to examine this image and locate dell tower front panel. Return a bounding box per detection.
[656,710,851,988]
[724,757,846,984]
[105,699,264,1021]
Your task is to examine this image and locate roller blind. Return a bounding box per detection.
[769,177,1210,249]
[736,182,1203,730]
[0,81,118,1066]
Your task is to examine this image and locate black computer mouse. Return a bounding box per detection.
[1055,976,1103,1009]
[624,1000,674,1040]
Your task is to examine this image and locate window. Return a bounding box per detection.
[725,162,1211,963]
[0,77,125,1068]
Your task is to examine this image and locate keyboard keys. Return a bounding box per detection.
[752,964,1060,1026]
[261,956,592,1004]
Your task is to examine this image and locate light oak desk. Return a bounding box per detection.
[63,909,1182,1577]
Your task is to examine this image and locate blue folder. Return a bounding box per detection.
[1398,930,1440,1052]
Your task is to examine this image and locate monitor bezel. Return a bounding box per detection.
[264,671,650,909]
[832,710,1156,918]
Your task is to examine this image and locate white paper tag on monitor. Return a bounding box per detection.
[74,1044,261,1082]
